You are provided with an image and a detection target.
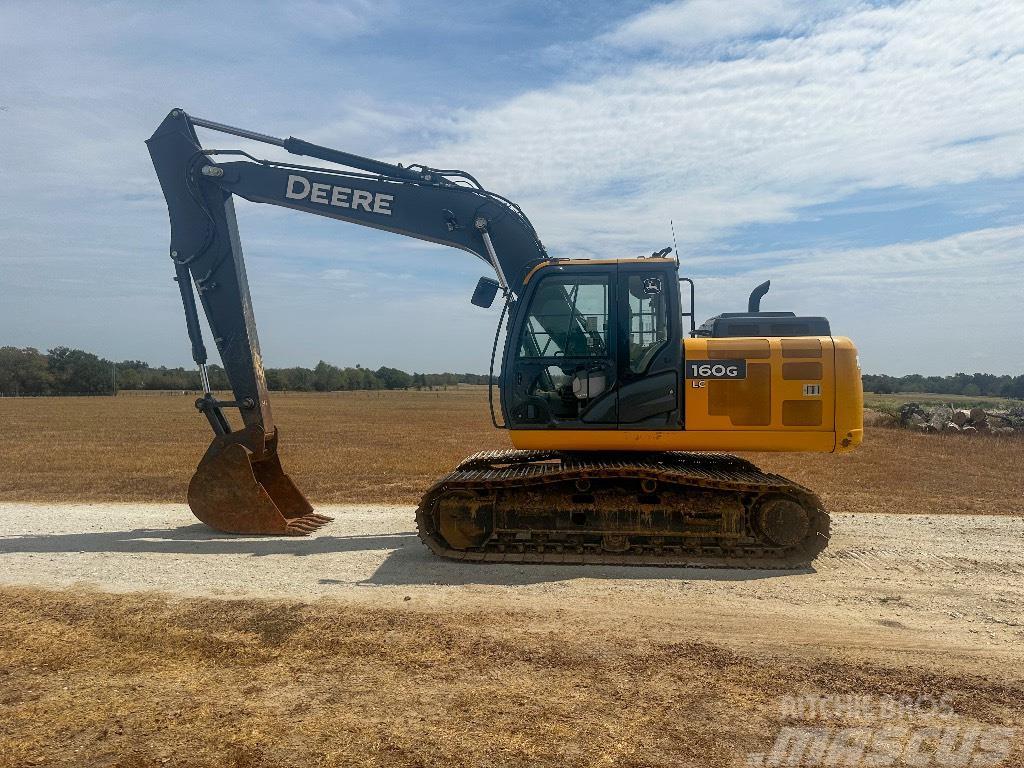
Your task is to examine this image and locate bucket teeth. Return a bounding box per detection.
[306,513,334,524]
[284,515,332,535]
[186,425,328,537]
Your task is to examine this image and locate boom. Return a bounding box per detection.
[146,108,545,534]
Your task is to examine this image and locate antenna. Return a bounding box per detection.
[671,219,696,336]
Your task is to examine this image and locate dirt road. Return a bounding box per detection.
[2,503,1021,671]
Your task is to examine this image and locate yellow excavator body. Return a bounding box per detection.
[512,336,863,454]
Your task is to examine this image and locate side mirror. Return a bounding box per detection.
[471,276,500,308]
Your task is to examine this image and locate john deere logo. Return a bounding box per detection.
[285,174,393,215]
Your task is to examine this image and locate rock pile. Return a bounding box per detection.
[895,402,1023,435]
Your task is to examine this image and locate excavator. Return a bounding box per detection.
[147,108,863,568]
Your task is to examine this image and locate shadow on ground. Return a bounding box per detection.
[351,546,805,586]
[0,525,416,558]
[0,525,807,586]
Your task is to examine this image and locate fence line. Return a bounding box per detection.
[0,385,482,399]
[0,391,118,398]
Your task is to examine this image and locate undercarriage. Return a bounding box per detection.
[416,450,829,569]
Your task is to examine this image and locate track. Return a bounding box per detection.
[415,449,830,568]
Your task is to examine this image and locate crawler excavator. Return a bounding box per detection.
[147,108,863,568]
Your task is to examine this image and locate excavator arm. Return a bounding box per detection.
[146,108,546,535]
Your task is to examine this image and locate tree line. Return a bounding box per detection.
[861,372,1024,399]
[0,346,493,395]
[2,345,1022,399]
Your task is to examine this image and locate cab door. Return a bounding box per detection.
[615,265,683,428]
[503,265,618,428]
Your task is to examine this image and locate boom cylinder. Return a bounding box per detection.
[187,113,424,181]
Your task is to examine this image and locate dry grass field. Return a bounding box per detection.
[0,389,1021,515]
[0,389,505,505]
[2,586,1022,768]
[863,391,1019,410]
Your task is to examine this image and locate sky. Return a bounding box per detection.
[0,0,1022,376]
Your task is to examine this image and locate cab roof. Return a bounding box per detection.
[523,257,678,285]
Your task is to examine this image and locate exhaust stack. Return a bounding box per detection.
[748,280,771,313]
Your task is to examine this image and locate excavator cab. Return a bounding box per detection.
[502,258,683,430]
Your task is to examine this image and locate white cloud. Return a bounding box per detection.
[603,0,833,50]
[418,0,1024,257]
[284,0,400,41]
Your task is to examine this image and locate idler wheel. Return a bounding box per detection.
[601,534,630,553]
[756,497,810,547]
[435,491,491,550]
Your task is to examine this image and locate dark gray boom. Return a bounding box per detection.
[145,108,546,535]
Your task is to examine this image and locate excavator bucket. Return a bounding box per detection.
[187,425,331,535]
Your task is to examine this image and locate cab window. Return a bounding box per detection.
[519,275,609,358]
[627,274,669,373]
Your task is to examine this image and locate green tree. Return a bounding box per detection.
[287,367,315,391]
[313,361,343,391]
[375,366,412,390]
[265,368,287,390]
[117,368,144,390]
[0,346,53,394]
[47,347,113,394]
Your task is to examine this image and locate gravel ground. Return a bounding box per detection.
[3,504,1023,767]
[1,503,1022,671]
